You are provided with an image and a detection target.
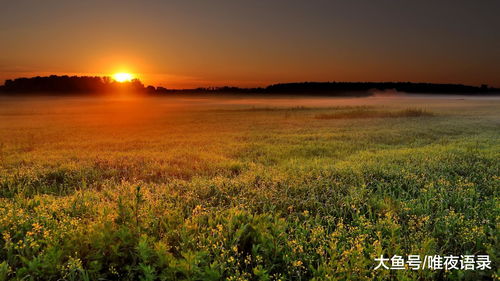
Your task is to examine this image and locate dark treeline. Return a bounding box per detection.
[264,82,496,94]
[1,76,499,96]
[0,75,145,95]
[145,82,499,96]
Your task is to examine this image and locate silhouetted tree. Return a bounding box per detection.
[0,75,146,95]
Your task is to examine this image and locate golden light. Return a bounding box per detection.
[113,72,134,82]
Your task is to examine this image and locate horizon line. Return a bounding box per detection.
[2,75,497,91]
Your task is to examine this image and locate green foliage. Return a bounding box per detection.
[0,98,498,280]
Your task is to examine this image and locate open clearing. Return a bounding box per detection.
[0,94,498,280]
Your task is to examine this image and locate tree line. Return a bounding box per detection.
[0,75,145,95]
[0,75,498,96]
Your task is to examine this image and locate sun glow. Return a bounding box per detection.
[113,72,134,82]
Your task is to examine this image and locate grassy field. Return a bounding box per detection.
[0,95,498,280]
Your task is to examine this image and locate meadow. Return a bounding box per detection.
[0,94,498,280]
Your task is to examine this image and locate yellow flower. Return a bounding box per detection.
[32,222,43,232]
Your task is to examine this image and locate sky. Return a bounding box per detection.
[1,0,499,89]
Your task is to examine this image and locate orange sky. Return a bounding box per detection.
[1,1,499,89]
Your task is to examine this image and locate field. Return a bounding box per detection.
[0,94,498,280]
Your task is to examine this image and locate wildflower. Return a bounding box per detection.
[32,222,43,232]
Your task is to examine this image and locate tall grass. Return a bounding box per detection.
[0,97,498,280]
[315,107,434,119]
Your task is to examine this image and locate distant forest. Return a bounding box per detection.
[0,76,145,95]
[0,75,498,96]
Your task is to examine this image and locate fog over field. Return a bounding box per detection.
[2,0,499,279]
[2,93,499,114]
[0,94,498,280]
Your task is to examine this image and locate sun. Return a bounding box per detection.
[113,72,134,82]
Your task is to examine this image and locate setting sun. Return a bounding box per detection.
[113,72,134,82]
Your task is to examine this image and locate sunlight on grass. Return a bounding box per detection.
[0,97,497,280]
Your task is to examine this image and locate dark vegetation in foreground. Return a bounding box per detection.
[1,75,499,96]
